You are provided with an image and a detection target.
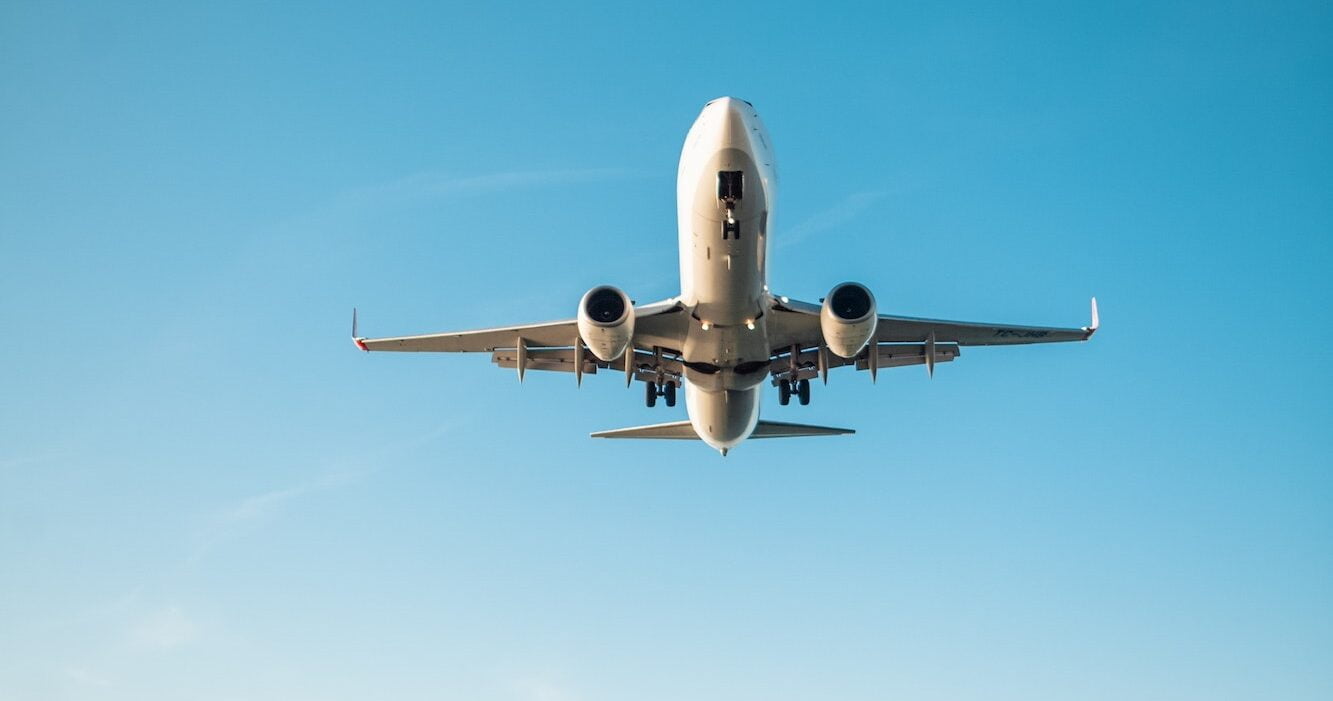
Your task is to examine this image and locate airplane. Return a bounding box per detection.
[352,97,1098,455]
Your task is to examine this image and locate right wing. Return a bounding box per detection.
[875,298,1099,346]
[769,296,1099,349]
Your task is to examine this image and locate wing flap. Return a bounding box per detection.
[492,348,599,375]
[491,349,685,384]
[855,343,960,371]
[769,343,960,382]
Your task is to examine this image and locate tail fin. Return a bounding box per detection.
[591,420,853,440]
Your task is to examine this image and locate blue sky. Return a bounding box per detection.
[2,1,1330,699]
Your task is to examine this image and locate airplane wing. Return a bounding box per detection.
[765,295,1096,381]
[768,296,1098,349]
[352,298,691,385]
[355,315,576,353]
[352,298,688,353]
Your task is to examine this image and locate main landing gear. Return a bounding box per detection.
[777,378,811,406]
[645,381,677,408]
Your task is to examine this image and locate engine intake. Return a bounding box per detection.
[578,285,635,361]
[821,282,878,358]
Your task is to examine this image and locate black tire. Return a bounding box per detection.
[664,382,677,407]
[645,381,657,408]
[797,378,811,406]
[778,379,791,406]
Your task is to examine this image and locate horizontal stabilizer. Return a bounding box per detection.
[751,420,855,439]
[590,421,698,440]
[591,420,854,441]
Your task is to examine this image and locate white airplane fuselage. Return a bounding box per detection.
[675,98,777,452]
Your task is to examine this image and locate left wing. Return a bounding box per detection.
[352,298,687,353]
[355,315,575,353]
[352,299,690,385]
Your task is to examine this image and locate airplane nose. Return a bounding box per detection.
[705,97,752,146]
[707,96,750,120]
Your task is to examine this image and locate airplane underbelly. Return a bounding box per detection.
[679,148,769,323]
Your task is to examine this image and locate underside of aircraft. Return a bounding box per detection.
[353,97,1098,454]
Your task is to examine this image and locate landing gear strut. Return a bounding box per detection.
[718,170,743,240]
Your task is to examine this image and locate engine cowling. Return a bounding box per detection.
[821,282,878,358]
[577,285,635,361]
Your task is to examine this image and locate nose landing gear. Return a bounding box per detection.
[718,170,743,240]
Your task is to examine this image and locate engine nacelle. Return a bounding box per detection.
[577,285,635,362]
[821,282,878,358]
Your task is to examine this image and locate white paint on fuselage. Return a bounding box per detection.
[675,97,778,452]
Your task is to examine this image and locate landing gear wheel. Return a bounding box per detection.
[664,382,677,407]
[797,378,811,406]
[778,379,791,406]
[645,381,657,408]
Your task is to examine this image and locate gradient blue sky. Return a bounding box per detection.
[2,2,1331,700]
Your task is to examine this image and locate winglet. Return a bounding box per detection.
[1084,297,1099,339]
[352,308,368,351]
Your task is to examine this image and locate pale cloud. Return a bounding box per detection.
[130,605,198,648]
[779,190,887,249]
[187,469,355,564]
[222,468,358,523]
[190,422,454,564]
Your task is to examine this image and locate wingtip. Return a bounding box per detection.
[351,308,369,351]
[1085,297,1100,338]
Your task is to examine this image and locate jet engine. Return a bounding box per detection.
[577,285,635,361]
[821,282,878,358]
